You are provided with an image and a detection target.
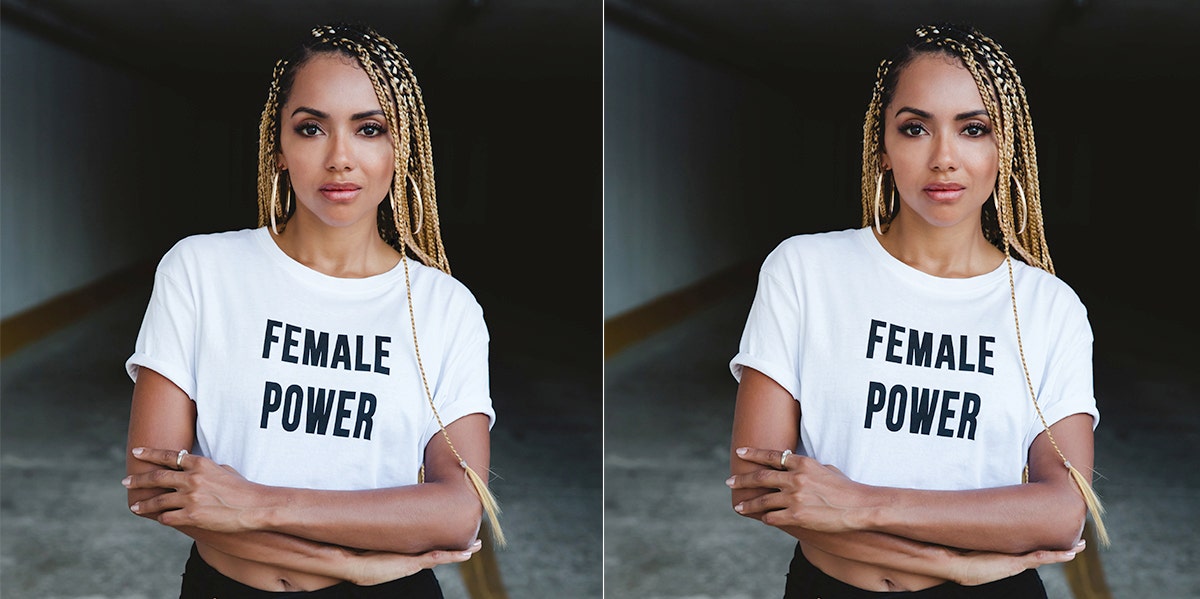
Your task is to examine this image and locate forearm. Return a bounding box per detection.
[736,486,953,581]
[177,526,354,579]
[253,480,482,554]
[859,482,1085,554]
[779,525,956,582]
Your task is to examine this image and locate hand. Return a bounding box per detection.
[950,539,1085,586]
[124,447,265,532]
[348,539,484,586]
[727,446,872,533]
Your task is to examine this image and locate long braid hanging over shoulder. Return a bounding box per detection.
[860,23,1107,545]
[254,23,503,546]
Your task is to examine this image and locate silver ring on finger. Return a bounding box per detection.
[176,449,189,469]
[780,449,792,469]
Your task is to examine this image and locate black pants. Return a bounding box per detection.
[783,543,1048,599]
[179,544,444,599]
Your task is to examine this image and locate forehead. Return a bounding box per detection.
[284,53,382,111]
[889,53,986,115]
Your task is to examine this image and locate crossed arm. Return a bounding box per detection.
[728,367,1089,586]
[124,367,486,584]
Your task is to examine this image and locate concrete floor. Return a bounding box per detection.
[604,287,1200,599]
[0,280,602,598]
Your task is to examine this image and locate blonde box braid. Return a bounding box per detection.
[255,23,503,546]
[860,23,1108,545]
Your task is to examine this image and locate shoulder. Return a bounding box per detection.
[157,228,262,274]
[1012,261,1086,308]
[406,260,485,315]
[760,227,866,276]
[1011,261,1091,331]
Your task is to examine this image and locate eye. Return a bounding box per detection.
[359,123,387,137]
[963,122,992,137]
[899,122,926,137]
[295,122,323,137]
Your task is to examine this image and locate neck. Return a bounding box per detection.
[875,214,1004,278]
[271,213,400,278]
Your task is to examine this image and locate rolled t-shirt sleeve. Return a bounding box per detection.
[420,294,495,453]
[125,248,199,400]
[1025,295,1099,446]
[730,257,803,400]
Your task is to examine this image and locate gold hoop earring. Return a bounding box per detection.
[1011,174,1027,235]
[873,170,885,235]
[889,177,897,214]
[270,170,281,235]
[284,172,292,217]
[407,173,424,236]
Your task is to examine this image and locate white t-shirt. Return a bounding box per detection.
[730,227,1097,491]
[126,227,494,491]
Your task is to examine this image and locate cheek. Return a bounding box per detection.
[368,147,395,180]
[967,143,999,173]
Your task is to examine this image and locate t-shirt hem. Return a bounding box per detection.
[1024,399,1099,451]
[419,400,497,456]
[730,353,801,400]
[126,355,198,401]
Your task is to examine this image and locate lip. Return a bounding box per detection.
[923,182,965,203]
[319,182,362,203]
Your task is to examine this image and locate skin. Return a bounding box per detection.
[124,53,490,591]
[728,53,1092,592]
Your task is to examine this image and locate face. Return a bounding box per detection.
[278,53,395,232]
[881,52,998,231]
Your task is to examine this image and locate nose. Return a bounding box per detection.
[326,132,353,171]
[928,132,957,172]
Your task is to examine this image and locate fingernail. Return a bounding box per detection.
[121,477,131,487]
[734,503,744,513]
[735,447,748,456]
[725,477,735,487]
[132,448,144,456]
[1065,551,1076,558]
[130,503,140,513]
[472,539,483,548]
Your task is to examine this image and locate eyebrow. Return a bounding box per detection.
[895,106,989,120]
[290,106,386,120]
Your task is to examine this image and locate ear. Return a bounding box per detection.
[276,154,287,171]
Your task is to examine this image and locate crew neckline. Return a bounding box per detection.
[253,226,408,294]
[855,226,1011,295]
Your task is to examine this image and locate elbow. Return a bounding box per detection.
[448,501,484,550]
[433,491,484,551]
[1020,494,1087,553]
[1047,499,1088,551]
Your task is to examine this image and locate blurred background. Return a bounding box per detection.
[603,1,1200,598]
[1,1,600,597]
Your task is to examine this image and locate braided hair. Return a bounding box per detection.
[257,23,450,274]
[861,23,1051,273]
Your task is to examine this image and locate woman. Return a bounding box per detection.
[123,23,501,596]
[726,23,1108,598]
